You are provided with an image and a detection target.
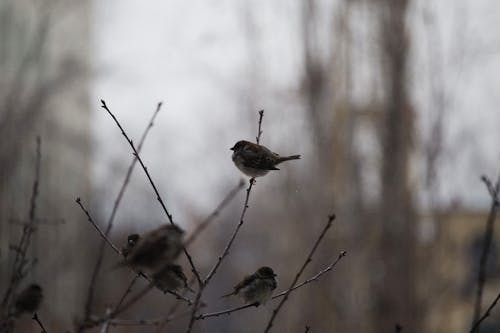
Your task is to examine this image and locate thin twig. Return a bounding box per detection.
[471,175,500,326]
[185,179,245,247]
[101,275,141,333]
[75,198,121,254]
[264,214,336,333]
[1,137,41,310]
[196,251,346,320]
[270,251,346,299]
[32,312,47,333]
[185,109,264,332]
[100,100,202,286]
[154,181,245,332]
[108,309,193,327]
[83,102,162,321]
[256,110,264,144]
[304,325,311,333]
[470,292,500,333]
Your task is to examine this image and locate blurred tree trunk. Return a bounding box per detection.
[373,0,421,332]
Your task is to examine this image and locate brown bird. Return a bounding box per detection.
[14,284,43,316]
[222,266,277,305]
[117,224,184,274]
[152,264,193,293]
[230,140,300,178]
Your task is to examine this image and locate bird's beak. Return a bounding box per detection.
[230,147,234,151]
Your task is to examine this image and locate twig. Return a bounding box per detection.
[304,325,311,333]
[83,102,162,321]
[185,179,245,247]
[471,175,500,326]
[256,110,264,144]
[1,137,41,310]
[470,292,500,333]
[263,214,336,333]
[196,251,346,320]
[75,198,121,255]
[32,312,47,333]
[101,275,141,333]
[100,100,202,286]
[270,251,346,299]
[108,309,193,327]
[185,109,264,332]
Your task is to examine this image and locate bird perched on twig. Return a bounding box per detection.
[230,140,300,178]
[222,266,277,305]
[152,264,194,293]
[116,224,184,274]
[13,284,43,316]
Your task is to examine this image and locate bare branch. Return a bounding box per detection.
[256,110,264,144]
[100,100,202,286]
[185,109,264,332]
[32,312,47,333]
[470,292,500,333]
[471,174,500,326]
[264,214,336,332]
[270,251,346,299]
[83,102,162,321]
[1,137,42,310]
[196,250,346,320]
[75,198,121,255]
[185,179,245,247]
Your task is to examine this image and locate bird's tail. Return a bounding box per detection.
[277,154,301,164]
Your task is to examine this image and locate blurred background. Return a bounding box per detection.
[1,0,500,332]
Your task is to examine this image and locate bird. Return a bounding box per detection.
[152,264,194,293]
[222,266,277,305]
[116,224,184,274]
[121,233,140,258]
[13,284,43,316]
[230,140,300,178]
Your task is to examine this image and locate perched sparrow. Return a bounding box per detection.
[230,140,300,178]
[14,284,43,316]
[121,233,140,258]
[117,224,184,274]
[222,266,277,305]
[152,264,194,293]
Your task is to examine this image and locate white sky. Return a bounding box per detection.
[90,0,500,229]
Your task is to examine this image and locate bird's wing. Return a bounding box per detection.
[241,145,279,170]
[233,273,257,294]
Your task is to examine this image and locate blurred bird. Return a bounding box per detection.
[13,284,43,316]
[121,233,140,258]
[230,140,300,178]
[152,264,194,293]
[222,266,277,305]
[116,224,184,274]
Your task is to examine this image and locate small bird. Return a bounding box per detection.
[152,264,193,293]
[222,266,277,305]
[121,233,140,258]
[117,224,184,274]
[230,140,300,178]
[13,284,43,316]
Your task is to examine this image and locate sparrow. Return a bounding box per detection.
[230,140,300,178]
[121,233,140,258]
[222,266,277,305]
[152,264,194,293]
[116,224,184,274]
[13,284,43,316]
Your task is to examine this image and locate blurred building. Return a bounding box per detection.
[0,0,92,330]
[424,209,500,332]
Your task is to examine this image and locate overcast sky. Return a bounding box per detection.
[90,0,500,229]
